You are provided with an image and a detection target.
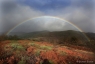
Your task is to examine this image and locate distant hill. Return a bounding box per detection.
[85,32,95,40]
[7,30,95,50]
[8,30,95,41]
[18,30,87,39]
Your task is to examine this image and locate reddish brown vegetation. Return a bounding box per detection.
[0,40,95,64]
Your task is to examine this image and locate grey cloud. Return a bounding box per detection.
[51,0,95,33]
[1,0,95,34]
[2,1,17,13]
[1,1,44,33]
[10,16,79,34]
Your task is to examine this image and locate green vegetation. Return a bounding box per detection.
[35,49,41,56]
[4,41,24,52]
[40,45,53,50]
[0,34,8,41]
[49,60,54,64]
[8,35,20,40]
[0,34,20,41]
[70,36,78,43]
[0,30,95,64]
[29,42,39,48]
[29,42,36,46]
[0,49,13,60]
[16,30,94,48]
[40,61,43,64]
[0,30,95,50]
[18,60,25,64]
[10,41,24,50]
[18,57,26,64]
[28,42,53,50]
[32,38,41,41]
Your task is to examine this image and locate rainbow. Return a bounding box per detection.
[6,16,90,41]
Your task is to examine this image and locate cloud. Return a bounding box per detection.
[10,16,78,33]
[47,0,95,32]
[0,0,95,34]
[16,0,71,12]
[1,0,44,33]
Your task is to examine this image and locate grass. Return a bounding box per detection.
[12,44,25,51]
[28,42,40,48]
[21,41,53,51]
[18,60,26,64]
[40,45,53,50]
[35,49,41,56]
[40,61,43,64]
[49,60,54,64]
[4,42,25,51]
[18,57,26,64]
[29,42,36,46]
[11,40,18,43]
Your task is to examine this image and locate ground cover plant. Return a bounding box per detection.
[0,39,95,64]
[0,30,95,64]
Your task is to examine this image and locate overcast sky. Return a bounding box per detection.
[0,0,95,34]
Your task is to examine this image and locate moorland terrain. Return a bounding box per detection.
[0,30,95,64]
